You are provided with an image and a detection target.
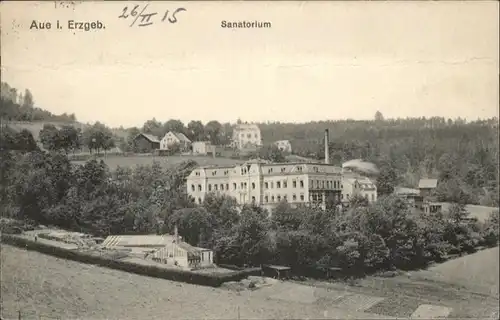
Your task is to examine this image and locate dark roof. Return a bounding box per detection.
[167,131,191,143]
[136,133,160,143]
[418,179,438,189]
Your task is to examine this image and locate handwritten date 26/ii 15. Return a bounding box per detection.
[118,4,186,27]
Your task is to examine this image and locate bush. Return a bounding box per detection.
[1,234,260,287]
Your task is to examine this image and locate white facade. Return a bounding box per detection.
[341,174,377,204]
[192,141,216,155]
[274,140,292,153]
[160,131,191,151]
[232,124,262,149]
[186,160,343,212]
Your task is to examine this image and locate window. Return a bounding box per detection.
[252,182,256,189]
[265,195,269,202]
[341,194,343,199]
[198,198,202,203]
[281,167,286,173]
[347,194,350,199]
[226,183,229,190]
[313,167,318,173]
[300,180,304,188]
[208,184,212,191]
[220,184,224,190]
[252,196,256,202]
[214,184,218,191]
[322,181,325,188]
[277,182,281,188]
[283,181,287,188]
[293,181,297,188]
[191,184,195,192]
[254,134,258,138]
[271,196,275,202]
[198,184,202,191]
[277,195,281,202]
[233,183,237,190]
[300,194,304,201]
[244,182,247,188]
[297,166,302,172]
[283,195,287,202]
[265,182,269,189]
[241,182,244,189]
[371,194,375,201]
[268,168,273,173]
[293,194,297,201]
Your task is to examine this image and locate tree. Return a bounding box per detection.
[257,145,286,162]
[82,122,114,154]
[187,120,205,141]
[22,89,34,108]
[375,111,384,122]
[376,162,397,196]
[142,118,163,138]
[15,129,38,151]
[163,119,185,136]
[204,121,222,145]
[58,125,81,154]
[39,124,60,151]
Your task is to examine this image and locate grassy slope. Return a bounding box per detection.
[71,155,243,170]
[438,202,499,222]
[1,245,388,320]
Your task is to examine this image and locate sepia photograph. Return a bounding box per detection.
[1,1,499,319]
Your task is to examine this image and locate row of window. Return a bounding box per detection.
[264,194,305,203]
[190,179,342,193]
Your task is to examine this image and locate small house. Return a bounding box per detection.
[274,140,292,153]
[160,131,192,152]
[418,179,438,199]
[102,232,214,270]
[192,141,216,155]
[133,133,160,153]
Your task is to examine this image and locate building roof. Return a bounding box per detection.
[177,242,202,254]
[394,187,420,195]
[136,133,160,143]
[102,235,175,248]
[344,177,376,190]
[173,132,191,143]
[418,179,438,189]
[234,123,260,131]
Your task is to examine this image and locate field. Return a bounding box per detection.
[438,202,499,222]
[409,246,500,298]
[71,155,243,170]
[1,245,393,320]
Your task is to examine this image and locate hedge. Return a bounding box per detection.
[1,234,260,287]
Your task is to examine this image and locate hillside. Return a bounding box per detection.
[1,245,384,320]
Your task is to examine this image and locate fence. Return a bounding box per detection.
[1,309,62,320]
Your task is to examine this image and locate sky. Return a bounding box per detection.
[1,1,499,128]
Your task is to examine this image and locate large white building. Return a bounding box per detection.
[186,160,343,212]
[232,123,262,149]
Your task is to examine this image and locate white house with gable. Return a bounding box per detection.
[274,140,292,153]
[160,131,192,151]
[232,123,262,150]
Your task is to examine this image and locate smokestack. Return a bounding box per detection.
[174,225,179,243]
[324,129,330,164]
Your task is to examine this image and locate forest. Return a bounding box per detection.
[1,82,499,276]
